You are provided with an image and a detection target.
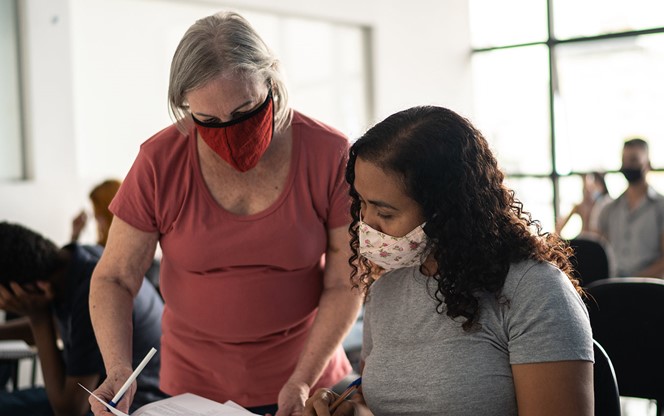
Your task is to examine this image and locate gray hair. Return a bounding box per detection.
[168,11,291,133]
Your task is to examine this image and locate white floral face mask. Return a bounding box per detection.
[358,220,429,272]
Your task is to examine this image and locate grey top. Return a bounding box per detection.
[598,186,664,276]
[361,260,593,416]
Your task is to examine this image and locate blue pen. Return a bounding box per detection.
[109,347,157,407]
[329,376,362,412]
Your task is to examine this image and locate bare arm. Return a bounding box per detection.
[635,231,664,278]
[555,205,579,235]
[89,217,159,414]
[0,283,99,416]
[0,316,34,344]
[513,360,593,416]
[276,225,364,416]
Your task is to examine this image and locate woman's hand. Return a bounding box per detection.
[273,379,310,416]
[89,366,137,415]
[303,388,357,416]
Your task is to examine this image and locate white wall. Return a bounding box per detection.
[0,0,472,244]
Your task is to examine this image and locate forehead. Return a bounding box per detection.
[353,157,410,203]
[622,145,648,161]
[186,72,264,104]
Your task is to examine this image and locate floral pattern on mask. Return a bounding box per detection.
[359,220,428,271]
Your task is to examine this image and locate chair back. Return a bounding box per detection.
[586,277,664,408]
[593,339,621,416]
[569,235,614,286]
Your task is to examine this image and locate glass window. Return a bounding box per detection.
[556,33,664,173]
[557,174,584,239]
[553,0,664,40]
[468,0,548,48]
[0,0,24,180]
[504,177,555,233]
[472,45,551,174]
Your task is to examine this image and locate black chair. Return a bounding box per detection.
[569,235,615,287]
[586,278,664,416]
[594,339,621,416]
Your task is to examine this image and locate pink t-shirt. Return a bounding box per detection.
[110,111,352,407]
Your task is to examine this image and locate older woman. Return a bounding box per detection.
[89,11,361,416]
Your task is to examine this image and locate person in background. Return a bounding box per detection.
[555,171,612,237]
[598,138,664,277]
[304,106,593,416]
[71,179,122,246]
[88,11,362,416]
[0,221,165,416]
[71,179,161,292]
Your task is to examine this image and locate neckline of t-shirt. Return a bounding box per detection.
[189,111,302,221]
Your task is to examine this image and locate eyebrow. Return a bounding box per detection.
[193,99,254,119]
[362,197,398,211]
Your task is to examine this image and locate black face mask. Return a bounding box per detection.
[620,167,644,183]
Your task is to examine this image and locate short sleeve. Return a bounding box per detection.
[325,142,351,230]
[109,148,159,233]
[505,262,594,365]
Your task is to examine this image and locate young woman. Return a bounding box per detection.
[305,106,594,416]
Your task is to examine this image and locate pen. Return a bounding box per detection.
[109,347,157,408]
[329,376,362,413]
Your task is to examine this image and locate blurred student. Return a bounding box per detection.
[304,106,593,416]
[556,172,612,237]
[598,138,664,277]
[0,221,165,416]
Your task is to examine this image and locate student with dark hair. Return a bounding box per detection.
[0,222,165,416]
[598,138,664,277]
[304,106,593,416]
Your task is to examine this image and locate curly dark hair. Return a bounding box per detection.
[346,106,580,331]
[0,221,62,286]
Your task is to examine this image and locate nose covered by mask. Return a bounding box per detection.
[620,167,645,183]
[192,91,274,172]
[359,220,429,272]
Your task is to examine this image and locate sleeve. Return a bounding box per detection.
[325,140,352,230]
[505,262,594,365]
[109,147,159,233]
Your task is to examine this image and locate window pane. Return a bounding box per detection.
[469,0,547,48]
[557,174,584,239]
[0,0,23,180]
[554,0,664,39]
[280,20,370,139]
[504,177,555,233]
[555,34,664,173]
[472,45,551,174]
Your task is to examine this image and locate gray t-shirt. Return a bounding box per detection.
[361,260,593,416]
[598,187,664,276]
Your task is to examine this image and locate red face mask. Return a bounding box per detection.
[192,92,274,172]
